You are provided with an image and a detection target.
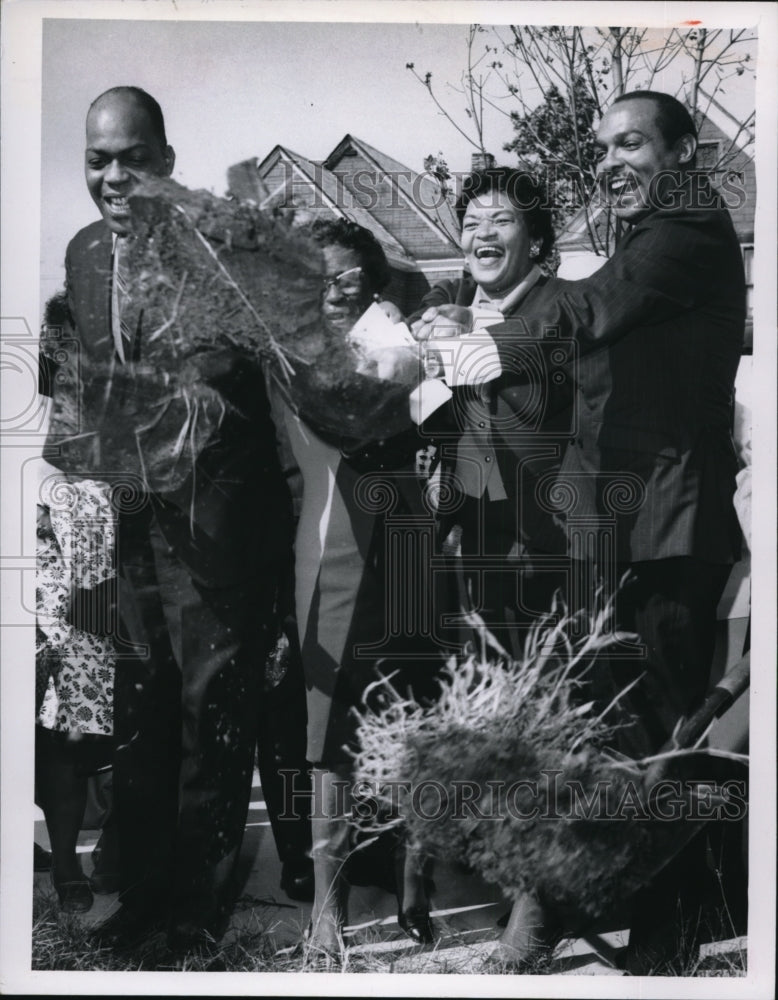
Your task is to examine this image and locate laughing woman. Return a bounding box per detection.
[411,167,573,660]
[410,167,576,965]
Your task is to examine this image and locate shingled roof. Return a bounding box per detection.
[227,136,465,311]
[324,134,462,255]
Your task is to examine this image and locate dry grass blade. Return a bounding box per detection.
[352,593,747,926]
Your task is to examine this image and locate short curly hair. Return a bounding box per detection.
[310,218,391,294]
[455,168,555,263]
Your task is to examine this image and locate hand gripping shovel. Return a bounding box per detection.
[581,651,750,968]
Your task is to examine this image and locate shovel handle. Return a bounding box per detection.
[642,652,750,790]
[670,651,750,752]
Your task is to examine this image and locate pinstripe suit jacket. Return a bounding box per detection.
[489,195,745,563]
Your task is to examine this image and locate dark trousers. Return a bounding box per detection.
[566,555,743,968]
[448,494,567,659]
[448,493,732,756]
[113,504,277,931]
[256,616,312,867]
[567,556,732,758]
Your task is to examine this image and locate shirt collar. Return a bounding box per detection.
[474,265,542,314]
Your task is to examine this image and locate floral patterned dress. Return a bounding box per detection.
[36,478,115,736]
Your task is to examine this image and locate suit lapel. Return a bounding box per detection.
[72,224,114,357]
[91,225,114,343]
[73,225,147,364]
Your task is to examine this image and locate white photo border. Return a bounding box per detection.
[2,2,775,996]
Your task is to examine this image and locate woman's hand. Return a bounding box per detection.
[355,344,419,384]
[410,304,474,341]
[37,503,54,541]
[374,299,405,324]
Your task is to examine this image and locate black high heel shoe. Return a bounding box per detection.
[280,857,315,902]
[397,904,434,945]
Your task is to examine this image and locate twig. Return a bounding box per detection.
[146,270,189,344]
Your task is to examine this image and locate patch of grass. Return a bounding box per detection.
[643,907,747,978]
[32,881,746,975]
[31,884,301,973]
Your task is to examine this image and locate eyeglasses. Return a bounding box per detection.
[322,266,363,297]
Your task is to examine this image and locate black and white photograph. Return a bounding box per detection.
[1,1,776,995]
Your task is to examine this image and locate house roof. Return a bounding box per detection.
[695,86,755,159]
[251,144,417,269]
[237,134,464,269]
[324,134,461,251]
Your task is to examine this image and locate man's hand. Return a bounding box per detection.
[411,305,473,342]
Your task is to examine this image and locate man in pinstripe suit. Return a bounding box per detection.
[414,91,746,968]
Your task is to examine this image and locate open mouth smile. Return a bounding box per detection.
[103,195,131,216]
[603,175,640,199]
[474,245,505,263]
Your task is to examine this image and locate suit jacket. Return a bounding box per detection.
[43,219,291,587]
[413,273,575,554]
[489,193,745,564]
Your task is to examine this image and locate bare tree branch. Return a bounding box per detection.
[407,23,756,255]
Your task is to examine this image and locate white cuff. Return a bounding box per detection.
[426,329,502,387]
[409,378,453,425]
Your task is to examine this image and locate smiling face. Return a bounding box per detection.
[320,244,373,333]
[460,191,532,298]
[595,99,695,221]
[85,93,174,235]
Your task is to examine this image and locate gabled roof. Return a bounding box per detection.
[695,87,755,159]
[228,135,464,274]
[324,134,462,253]
[253,144,416,269]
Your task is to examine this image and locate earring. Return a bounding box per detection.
[529,241,542,259]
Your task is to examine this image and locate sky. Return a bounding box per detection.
[39,14,758,303]
[40,19,520,299]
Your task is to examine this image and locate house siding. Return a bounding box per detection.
[228,137,466,314]
[329,149,458,261]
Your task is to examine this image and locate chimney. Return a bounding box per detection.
[471,151,495,172]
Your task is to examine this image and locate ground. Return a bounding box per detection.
[33,770,746,976]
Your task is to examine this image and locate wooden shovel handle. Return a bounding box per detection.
[670,651,750,752]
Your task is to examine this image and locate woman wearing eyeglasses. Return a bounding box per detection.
[274,219,441,965]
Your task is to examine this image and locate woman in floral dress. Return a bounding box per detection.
[36,295,118,913]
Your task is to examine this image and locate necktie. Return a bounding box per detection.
[111,238,132,363]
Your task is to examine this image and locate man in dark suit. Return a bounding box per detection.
[42,86,300,954]
[508,92,743,755]
[414,91,746,968]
